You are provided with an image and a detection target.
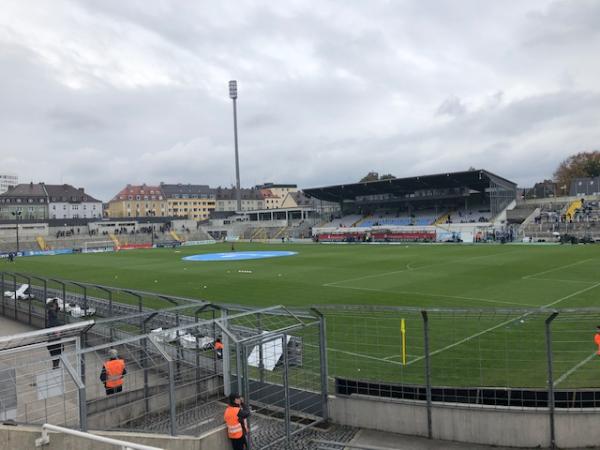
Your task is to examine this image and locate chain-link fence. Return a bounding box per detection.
[0,274,331,449]
[3,272,600,448]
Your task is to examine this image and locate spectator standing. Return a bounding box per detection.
[224,393,251,450]
[100,349,127,395]
[46,299,62,369]
[215,338,223,359]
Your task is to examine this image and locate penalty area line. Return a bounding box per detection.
[325,249,525,287]
[304,343,417,366]
[553,351,598,387]
[522,259,593,280]
[406,281,600,366]
[324,284,533,307]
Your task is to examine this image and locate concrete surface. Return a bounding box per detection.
[330,394,598,449]
[0,316,35,336]
[350,429,538,449]
[0,424,230,450]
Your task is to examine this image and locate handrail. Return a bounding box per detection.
[311,440,399,450]
[35,424,164,450]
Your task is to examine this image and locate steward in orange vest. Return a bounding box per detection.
[224,393,250,450]
[595,327,600,355]
[100,349,127,396]
[215,338,224,359]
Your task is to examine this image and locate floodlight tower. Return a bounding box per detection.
[229,80,242,212]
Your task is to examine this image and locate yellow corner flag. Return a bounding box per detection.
[401,318,407,366]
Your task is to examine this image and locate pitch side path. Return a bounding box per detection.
[9,242,600,389]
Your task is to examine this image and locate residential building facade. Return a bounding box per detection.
[0,182,48,220]
[257,183,298,209]
[0,173,18,195]
[160,183,216,221]
[0,182,101,220]
[107,184,167,218]
[214,187,264,212]
[570,177,600,196]
[46,184,102,219]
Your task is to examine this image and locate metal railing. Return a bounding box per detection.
[35,423,164,449]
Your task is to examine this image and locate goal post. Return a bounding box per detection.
[82,240,117,253]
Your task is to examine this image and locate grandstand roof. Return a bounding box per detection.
[304,169,516,202]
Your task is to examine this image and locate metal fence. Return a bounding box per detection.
[0,273,329,449]
[3,272,600,449]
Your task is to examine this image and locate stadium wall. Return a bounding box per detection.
[330,395,600,448]
[0,424,229,450]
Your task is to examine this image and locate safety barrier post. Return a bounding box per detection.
[168,359,177,436]
[257,312,265,384]
[545,312,559,449]
[19,275,32,325]
[1,273,5,316]
[311,308,329,421]
[236,342,243,395]
[421,310,433,439]
[12,275,17,320]
[282,333,291,443]
[241,344,253,450]
[222,309,231,396]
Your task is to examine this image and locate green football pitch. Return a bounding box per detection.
[8,242,600,389]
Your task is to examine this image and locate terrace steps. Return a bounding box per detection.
[35,236,49,250]
[565,199,583,221]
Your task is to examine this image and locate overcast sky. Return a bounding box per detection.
[1,0,599,200]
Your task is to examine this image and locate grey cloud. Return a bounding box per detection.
[436,96,467,117]
[0,0,599,200]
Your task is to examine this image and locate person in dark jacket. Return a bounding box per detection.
[46,299,62,369]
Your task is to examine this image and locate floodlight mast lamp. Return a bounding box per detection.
[229,80,242,213]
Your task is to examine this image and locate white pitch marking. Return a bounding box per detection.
[553,351,598,387]
[324,248,524,287]
[304,343,411,366]
[522,259,593,280]
[383,354,418,361]
[525,277,595,284]
[325,284,533,307]
[405,281,600,366]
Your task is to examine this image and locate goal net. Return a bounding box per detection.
[82,240,117,253]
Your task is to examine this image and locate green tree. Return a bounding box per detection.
[379,174,396,180]
[554,151,600,191]
[359,172,379,182]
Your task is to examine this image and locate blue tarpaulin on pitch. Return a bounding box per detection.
[182,251,297,262]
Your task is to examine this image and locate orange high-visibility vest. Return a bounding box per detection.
[104,359,125,388]
[215,341,224,350]
[595,333,600,355]
[224,406,243,439]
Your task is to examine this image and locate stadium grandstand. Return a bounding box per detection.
[0,217,214,255]
[305,169,517,243]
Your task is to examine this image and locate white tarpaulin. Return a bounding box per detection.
[247,333,291,371]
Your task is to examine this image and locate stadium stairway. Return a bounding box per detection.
[273,226,287,239]
[565,199,583,221]
[352,215,366,227]
[251,227,267,240]
[169,230,183,242]
[35,236,49,250]
[434,212,450,225]
[108,233,120,248]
